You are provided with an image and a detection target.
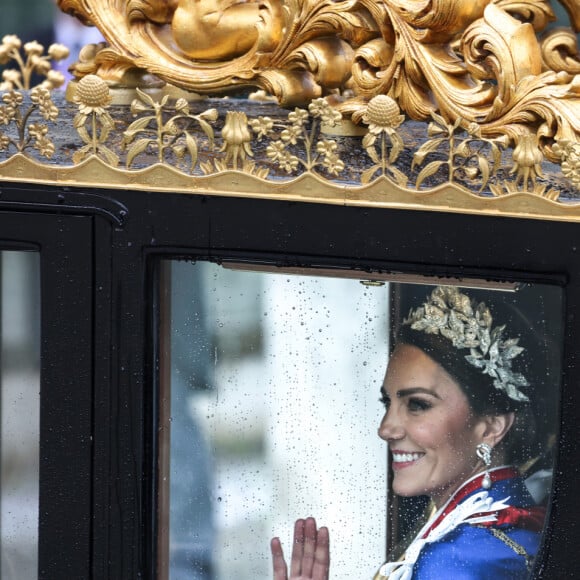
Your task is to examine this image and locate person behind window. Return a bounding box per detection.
[271,285,548,579]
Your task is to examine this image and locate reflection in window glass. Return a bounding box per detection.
[0,251,40,579]
[162,261,389,580]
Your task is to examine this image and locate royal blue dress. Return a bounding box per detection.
[377,468,544,580]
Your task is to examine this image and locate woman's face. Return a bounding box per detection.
[378,343,489,508]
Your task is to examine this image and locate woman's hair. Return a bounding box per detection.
[396,286,544,466]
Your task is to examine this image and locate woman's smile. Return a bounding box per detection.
[390,450,425,468]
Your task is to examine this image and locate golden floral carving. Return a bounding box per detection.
[248,97,345,177]
[0,25,577,212]
[201,111,269,177]
[488,133,560,200]
[122,89,217,169]
[359,95,407,185]
[510,133,544,189]
[0,80,567,198]
[73,75,118,165]
[0,80,577,218]
[53,0,580,166]
[0,87,58,159]
[219,112,253,169]
[411,114,505,192]
[0,35,68,91]
[553,139,580,188]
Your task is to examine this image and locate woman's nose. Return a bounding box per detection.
[378,410,404,441]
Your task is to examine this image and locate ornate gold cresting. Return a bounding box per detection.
[2,0,580,221]
[56,0,580,152]
[58,0,373,105]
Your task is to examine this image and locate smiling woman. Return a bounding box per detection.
[378,343,511,509]
[272,285,557,580]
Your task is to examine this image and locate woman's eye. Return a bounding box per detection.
[407,398,431,412]
[379,395,390,409]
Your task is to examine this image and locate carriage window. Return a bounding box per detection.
[158,262,561,580]
[0,251,40,579]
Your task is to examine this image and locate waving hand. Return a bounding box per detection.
[271,517,330,580]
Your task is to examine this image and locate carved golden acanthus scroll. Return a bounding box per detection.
[58,0,375,105]
[58,0,580,162]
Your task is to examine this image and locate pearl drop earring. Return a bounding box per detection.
[476,442,493,489]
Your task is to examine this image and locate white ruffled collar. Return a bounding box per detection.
[377,466,515,580]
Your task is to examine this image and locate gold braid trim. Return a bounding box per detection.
[480,526,534,572]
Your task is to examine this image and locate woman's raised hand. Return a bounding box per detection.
[271,517,330,580]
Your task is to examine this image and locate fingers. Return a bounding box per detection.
[287,517,330,579]
[312,526,330,580]
[290,518,306,577]
[300,517,318,577]
[271,537,288,580]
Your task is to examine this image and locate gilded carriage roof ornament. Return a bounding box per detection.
[56,0,580,155]
[2,0,580,220]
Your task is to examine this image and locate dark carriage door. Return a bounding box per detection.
[0,211,93,579]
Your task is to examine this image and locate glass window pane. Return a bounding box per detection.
[1,251,40,579]
[160,261,388,580]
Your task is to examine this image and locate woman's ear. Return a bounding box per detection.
[480,412,515,447]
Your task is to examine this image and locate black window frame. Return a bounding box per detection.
[0,208,93,578]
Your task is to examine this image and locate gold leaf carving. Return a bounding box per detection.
[121,88,217,169]
[541,28,580,74]
[0,87,58,159]
[57,0,370,105]
[53,0,580,166]
[494,0,555,31]
[0,35,68,91]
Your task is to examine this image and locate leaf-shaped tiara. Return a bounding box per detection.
[403,286,530,402]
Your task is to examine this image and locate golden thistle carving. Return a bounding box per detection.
[200,111,269,177]
[219,112,253,169]
[490,133,559,199]
[73,74,119,165]
[348,0,580,165]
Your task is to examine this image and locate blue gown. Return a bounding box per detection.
[378,470,543,579]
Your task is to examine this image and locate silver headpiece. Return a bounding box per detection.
[403,286,530,402]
